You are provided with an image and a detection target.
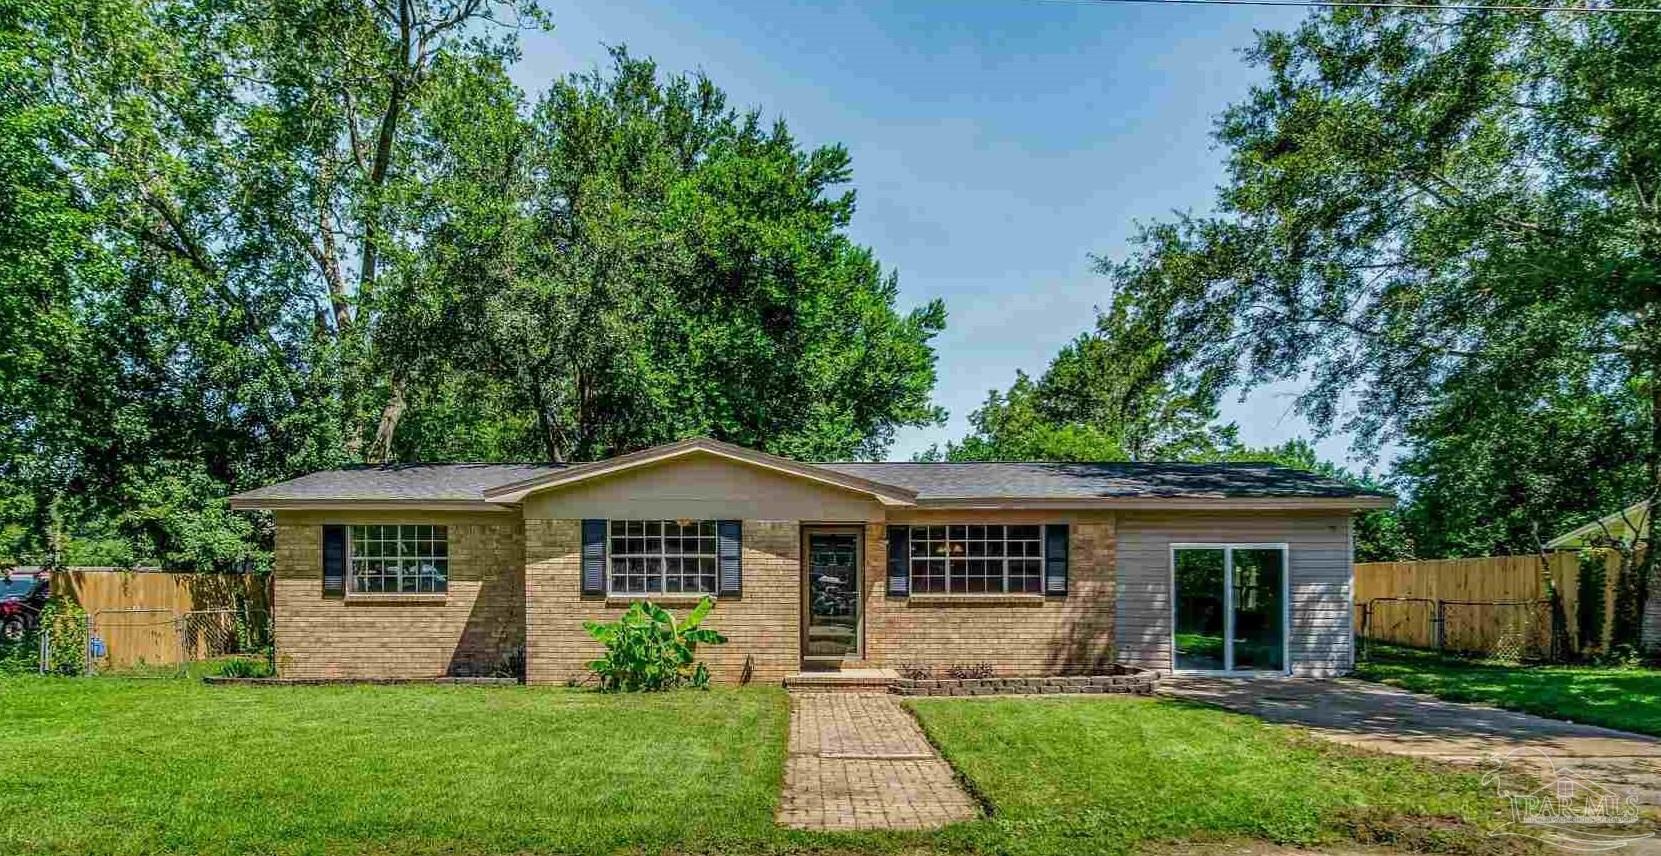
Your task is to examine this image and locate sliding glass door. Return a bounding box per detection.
[1172,545,1286,673]
[1174,548,1227,670]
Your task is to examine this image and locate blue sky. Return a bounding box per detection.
[511,1,1391,468]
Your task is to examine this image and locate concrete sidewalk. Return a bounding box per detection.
[1160,676,1661,808]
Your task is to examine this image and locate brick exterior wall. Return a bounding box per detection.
[270,505,1121,684]
[524,518,801,686]
[861,519,1118,675]
[271,511,524,679]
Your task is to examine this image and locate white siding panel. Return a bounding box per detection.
[1114,511,1354,676]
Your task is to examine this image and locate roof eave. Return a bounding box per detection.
[228,497,517,512]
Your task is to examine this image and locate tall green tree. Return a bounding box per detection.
[378,50,947,463]
[2,0,535,567]
[1092,10,1657,638]
[931,304,1233,463]
[1082,10,1654,634]
[2,3,947,567]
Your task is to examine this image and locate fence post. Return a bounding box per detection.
[1434,599,1446,651]
[1356,600,1369,662]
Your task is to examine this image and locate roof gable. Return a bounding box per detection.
[481,437,918,505]
[1547,500,1651,549]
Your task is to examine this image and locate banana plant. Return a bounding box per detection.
[583,596,727,691]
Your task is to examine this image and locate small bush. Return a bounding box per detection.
[491,647,526,680]
[947,662,995,679]
[897,662,933,680]
[583,598,726,691]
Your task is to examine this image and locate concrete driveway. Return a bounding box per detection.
[1159,676,1661,809]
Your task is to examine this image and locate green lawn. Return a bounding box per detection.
[0,677,1525,855]
[909,695,1518,856]
[1355,644,1661,736]
[0,678,798,856]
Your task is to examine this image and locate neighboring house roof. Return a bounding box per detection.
[228,436,1394,510]
[1546,500,1652,550]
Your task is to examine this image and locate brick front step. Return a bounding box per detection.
[783,669,899,691]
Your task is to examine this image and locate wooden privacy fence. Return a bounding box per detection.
[48,568,272,670]
[1354,554,1600,659]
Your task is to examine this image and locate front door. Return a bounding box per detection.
[1172,544,1288,673]
[803,531,860,664]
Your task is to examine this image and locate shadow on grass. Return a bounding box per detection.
[1355,645,1661,737]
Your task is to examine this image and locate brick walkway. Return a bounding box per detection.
[777,692,980,831]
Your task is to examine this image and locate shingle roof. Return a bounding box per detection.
[820,461,1385,500]
[230,463,566,503]
[231,458,1386,504]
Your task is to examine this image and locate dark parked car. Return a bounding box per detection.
[0,573,48,643]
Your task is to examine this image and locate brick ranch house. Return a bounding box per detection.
[229,437,1392,684]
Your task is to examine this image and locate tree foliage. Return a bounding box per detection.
[0,1,944,568]
[930,312,1405,560]
[380,50,947,464]
[1085,10,1657,569]
[928,306,1235,463]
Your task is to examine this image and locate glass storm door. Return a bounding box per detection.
[1173,546,1286,672]
[805,533,860,660]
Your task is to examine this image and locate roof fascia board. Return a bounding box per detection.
[227,498,517,512]
[911,496,1396,511]
[482,438,917,505]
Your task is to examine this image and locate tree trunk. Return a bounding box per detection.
[365,377,406,463]
[1638,366,1660,649]
[527,372,564,463]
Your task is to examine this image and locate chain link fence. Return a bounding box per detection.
[4,606,271,677]
[1358,596,1558,662]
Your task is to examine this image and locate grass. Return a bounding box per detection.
[0,678,799,856]
[1355,644,1661,736]
[909,695,1521,856]
[0,677,1527,855]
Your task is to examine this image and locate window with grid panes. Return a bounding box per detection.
[608,520,719,595]
[348,525,448,594]
[907,524,1043,594]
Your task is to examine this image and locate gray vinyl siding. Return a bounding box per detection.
[1114,511,1355,677]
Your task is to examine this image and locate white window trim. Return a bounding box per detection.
[906,523,1048,596]
[346,524,450,596]
[604,519,720,598]
[1167,542,1291,676]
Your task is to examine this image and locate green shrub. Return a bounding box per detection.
[38,599,89,676]
[0,627,38,675]
[211,656,274,679]
[583,597,726,691]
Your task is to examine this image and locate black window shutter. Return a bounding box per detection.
[581,519,606,595]
[1044,524,1070,595]
[717,521,742,596]
[886,526,910,596]
[322,525,346,597]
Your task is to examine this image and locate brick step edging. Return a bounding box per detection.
[889,670,1157,697]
